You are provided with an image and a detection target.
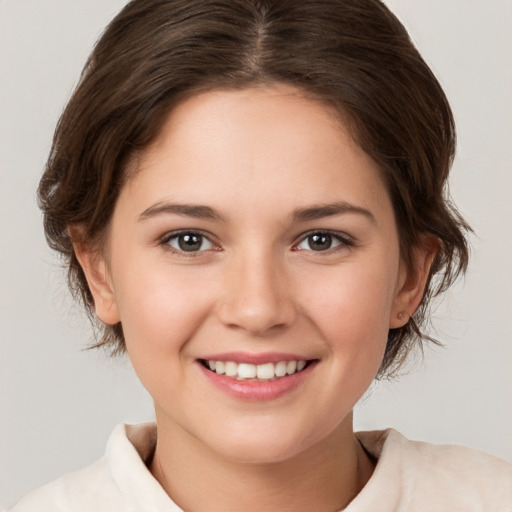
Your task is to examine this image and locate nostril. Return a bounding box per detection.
[216,297,296,335]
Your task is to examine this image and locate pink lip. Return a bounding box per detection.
[197,359,318,402]
[198,351,310,364]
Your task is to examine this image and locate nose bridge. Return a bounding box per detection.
[217,243,295,334]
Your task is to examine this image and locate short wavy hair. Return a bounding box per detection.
[38,0,470,377]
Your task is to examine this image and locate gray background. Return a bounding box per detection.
[1,0,511,507]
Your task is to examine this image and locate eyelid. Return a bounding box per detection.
[157,228,354,255]
[292,230,355,251]
[159,229,220,254]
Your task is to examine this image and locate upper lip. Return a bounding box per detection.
[198,352,315,365]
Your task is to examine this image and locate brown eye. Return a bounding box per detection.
[307,233,334,251]
[167,232,214,252]
[296,231,350,252]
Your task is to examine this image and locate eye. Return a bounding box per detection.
[164,231,214,253]
[295,231,351,252]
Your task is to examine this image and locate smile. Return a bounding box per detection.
[201,359,309,381]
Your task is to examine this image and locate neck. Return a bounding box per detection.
[149,411,375,512]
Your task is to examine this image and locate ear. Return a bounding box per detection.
[389,238,439,329]
[69,227,121,325]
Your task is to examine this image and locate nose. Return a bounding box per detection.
[216,250,296,335]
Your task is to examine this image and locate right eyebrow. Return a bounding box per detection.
[292,201,376,225]
[138,202,227,222]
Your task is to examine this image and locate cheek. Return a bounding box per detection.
[297,255,398,360]
[111,260,216,356]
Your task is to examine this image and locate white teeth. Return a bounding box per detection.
[286,361,297,375]
[256,363,274,380]
[205,359,309,380]
[225,361,238,377]
[237,363,257,379]
[275,361,287,377]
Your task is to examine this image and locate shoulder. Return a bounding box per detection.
[8,457,116,512]
[353,429,512,512]
[8,423,175,512]
[385,429,512,493]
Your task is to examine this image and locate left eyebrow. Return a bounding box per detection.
[292,201,376,224]
[138,202,227,222]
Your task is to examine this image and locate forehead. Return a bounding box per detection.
[120,84,393,224]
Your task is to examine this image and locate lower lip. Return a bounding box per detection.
[198,361,317,401]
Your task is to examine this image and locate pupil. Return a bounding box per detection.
[309,234,331,251]
[178,234,202,251]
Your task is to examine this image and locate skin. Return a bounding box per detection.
[75,84,435,511]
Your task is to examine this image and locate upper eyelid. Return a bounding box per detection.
[291,231,356,254]
[159,230,221,259]
[161,228,216,243]
[294,229,354,244]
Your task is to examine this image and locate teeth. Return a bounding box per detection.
[215,361,225,375]
[225,361,238,377]
[256,363,274,380]
[275,361,287,377]
[205,359,309,380]
[286,361,297,375]
[237,363,257,379]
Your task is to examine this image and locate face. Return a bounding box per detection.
[84,85,418,464]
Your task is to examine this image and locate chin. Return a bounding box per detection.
[202,423,322,465]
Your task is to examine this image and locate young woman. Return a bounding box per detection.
[8,0,511,510]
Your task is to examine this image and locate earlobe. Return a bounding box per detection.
[390,239,439,329]
[69,228,121,326]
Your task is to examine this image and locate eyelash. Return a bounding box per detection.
[159,230,219,257]
[159,229,355,256]
[293,230,355,253]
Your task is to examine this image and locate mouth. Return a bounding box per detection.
[197,354,319,401]
[199,358,314,382]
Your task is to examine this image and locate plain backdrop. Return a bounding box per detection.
[1,0,511,507]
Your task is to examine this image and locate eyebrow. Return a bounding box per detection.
[138,202,226,222]
[292,201,376,224]
[138,200,376,224]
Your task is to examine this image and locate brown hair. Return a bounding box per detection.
[38,0,470,376]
